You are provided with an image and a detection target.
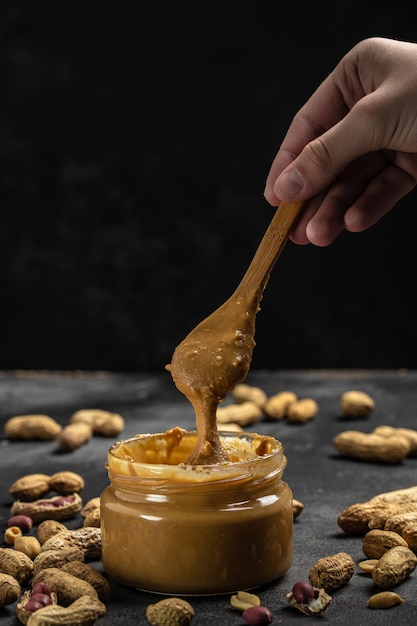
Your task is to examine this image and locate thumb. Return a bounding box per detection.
[274,105,378,201]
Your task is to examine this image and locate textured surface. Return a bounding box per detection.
[1,369,417,624]
[1,3,417,371]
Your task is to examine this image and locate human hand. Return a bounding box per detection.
[264,37,417,246]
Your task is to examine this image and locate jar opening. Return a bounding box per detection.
[106,427,286,484]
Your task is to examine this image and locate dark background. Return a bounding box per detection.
[1,1,416,372]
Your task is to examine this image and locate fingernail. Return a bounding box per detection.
[276,168,304,198]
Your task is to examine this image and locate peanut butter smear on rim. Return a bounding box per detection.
[166,288,262,465]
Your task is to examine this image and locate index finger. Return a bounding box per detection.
[264,69,352,204]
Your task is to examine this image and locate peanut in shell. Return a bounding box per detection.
[372,545,417,588]
[309,552,355,592]
[0,572,21,608]
[32,567,98,606]
[362,529,408,559]
[4,415,62,440]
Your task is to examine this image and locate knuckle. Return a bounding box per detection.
[303,138,332,173]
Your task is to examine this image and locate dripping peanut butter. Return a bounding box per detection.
[166,288,262,464]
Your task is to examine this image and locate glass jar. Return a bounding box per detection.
[101,427,293,595]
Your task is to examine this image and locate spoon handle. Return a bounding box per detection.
[234,201,304,296]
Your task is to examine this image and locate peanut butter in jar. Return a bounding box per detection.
[101,427,293,595]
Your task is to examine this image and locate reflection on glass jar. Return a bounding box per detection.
[101,428,293,595]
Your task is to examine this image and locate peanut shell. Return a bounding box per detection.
[80,497,100,518]
[146,597,194,626]
[339,486,417,534]
[9,474,51,501]
[4,415,62,440]
[309,552,355,592]
[48,471,85,495]
[83,508,101,528]
[384,510,417,534]
[216,401,262,426]
[41,527,101,559]
[57,422,93,451]
[340,390,375,417]
[373,425,417,455]
[32,567,98,606]
[0,572,21,608]
[287,398,318,423]
[26,595,106,625]
[231,384,268,408]
[70,408,124,436]
[372,545,417,588]
[61,561,110,602]
[402,521,417,550]
[286,586,332,616]
[333,430,410,463]
[264,391,297,420]
[0,547,33,584]
[11,492,83,523]
[37,519,68,545]
[16,589,58,625]
[362,529,408,559]
[33,547,85,575]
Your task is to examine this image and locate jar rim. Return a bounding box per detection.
[106,429,286,485]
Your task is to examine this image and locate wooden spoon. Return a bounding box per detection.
[166,201,304,464]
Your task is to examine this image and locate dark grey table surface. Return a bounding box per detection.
[1,369,416,625]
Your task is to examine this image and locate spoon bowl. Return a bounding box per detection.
[166,201,304,464]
